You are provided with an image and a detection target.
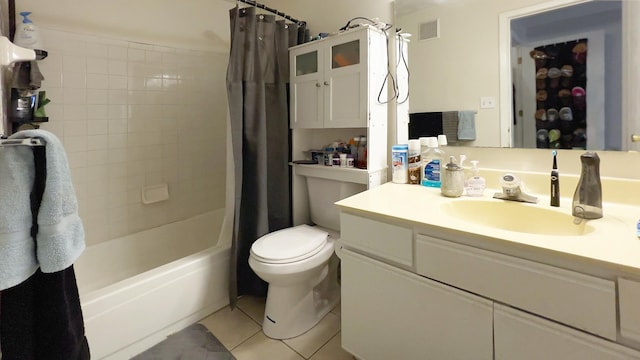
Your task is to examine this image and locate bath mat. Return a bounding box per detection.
[132,323,236,360]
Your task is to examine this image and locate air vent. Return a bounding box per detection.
[419,19,440,41]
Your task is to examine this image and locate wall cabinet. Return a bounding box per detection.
[289,26,387,129]
[289,26,389,226]
[338,212,640,360]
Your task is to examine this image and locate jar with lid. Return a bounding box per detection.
[441,156,464,197]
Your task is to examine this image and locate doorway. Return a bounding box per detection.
[512,31,605,149]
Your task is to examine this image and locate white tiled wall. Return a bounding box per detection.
[35,28,228,246]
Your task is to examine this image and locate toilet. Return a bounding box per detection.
[249,174,365,339]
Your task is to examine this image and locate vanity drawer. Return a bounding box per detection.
[495,303,640,359]
[340,212,413,267]
[416,235,617,340]
[619,277,640,343]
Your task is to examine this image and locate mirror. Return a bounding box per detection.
[394,0,636,151]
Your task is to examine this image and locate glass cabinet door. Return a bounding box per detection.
[331,40,360,69]
[296,51,318,76]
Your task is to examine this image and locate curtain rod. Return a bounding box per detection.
[237,0,305,25]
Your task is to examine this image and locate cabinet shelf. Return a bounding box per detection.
[291,163,385,186]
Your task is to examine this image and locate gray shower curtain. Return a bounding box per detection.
[226,5,306,306]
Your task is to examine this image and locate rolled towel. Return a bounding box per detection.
[11,61,44,90]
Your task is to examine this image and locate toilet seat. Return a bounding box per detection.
[251,225,328,264]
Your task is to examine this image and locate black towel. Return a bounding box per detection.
[409,112,443,139]
[0,266,90,360]
[0,140,89,359]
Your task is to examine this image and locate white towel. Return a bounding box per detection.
[457,111,476,141]
[0,130,85,290]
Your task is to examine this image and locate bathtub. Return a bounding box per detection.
[74,209,230,359]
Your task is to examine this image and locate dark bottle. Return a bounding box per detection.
[572,152,603,219]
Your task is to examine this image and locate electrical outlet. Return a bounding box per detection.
[480,96,496,109]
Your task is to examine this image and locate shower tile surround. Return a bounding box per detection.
[35,28,228,246]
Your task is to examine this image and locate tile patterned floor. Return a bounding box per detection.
[198,296,354,360]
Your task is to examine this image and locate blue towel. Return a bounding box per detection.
[0,130,85,290]
[457,111,476,141]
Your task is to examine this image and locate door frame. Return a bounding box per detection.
[513,30,605,149]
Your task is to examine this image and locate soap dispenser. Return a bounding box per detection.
[13,12,43,50]
[441,156,464,197]
[465,160,486,197]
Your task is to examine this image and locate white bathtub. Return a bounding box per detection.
[74,209,230,359]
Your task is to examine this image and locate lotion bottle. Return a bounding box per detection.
[14,12,43,50]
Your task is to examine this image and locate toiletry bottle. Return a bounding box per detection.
[346,154,354,168]
[421,137,445,188]
[392,144,409,184]
[438,134,448,147]
[348,137,358,164]
[356,136,367,169]
[441,156,464,197]
[332,153,341,166]
[419,137,429,155]
[13,12,43,50]
[324,147,334,166]
[407,139,421,184]
[465,160,486,197]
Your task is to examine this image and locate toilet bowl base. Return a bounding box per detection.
[261,259,340,339]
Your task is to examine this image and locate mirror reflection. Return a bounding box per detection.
[395,0,629,151]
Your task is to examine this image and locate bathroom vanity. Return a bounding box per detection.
[336,182,640,359]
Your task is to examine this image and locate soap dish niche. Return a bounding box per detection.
[141,183,169,205]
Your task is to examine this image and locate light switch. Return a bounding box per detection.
[480,96,496,109]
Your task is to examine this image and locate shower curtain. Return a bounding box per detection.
[226,5,306,306]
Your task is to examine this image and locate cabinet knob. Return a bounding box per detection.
[316,83,321,88]
[324,81,330,86]
[633,134,640,143]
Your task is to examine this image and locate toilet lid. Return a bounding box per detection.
[251,225,328,264]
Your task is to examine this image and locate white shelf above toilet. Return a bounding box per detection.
[291,163,386,186]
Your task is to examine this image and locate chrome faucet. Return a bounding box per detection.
[572,152,603,219]
[493,174,538,204]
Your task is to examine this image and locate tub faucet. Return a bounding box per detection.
[572,152,603,220]
[493,174,538,204]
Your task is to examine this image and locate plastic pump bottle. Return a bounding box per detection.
[421,137,445,188]
[14,12,43,50]
[465,160,486,197]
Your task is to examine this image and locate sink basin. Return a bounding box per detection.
[441,199,595,236]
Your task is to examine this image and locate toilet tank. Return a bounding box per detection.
[306,176,366,231]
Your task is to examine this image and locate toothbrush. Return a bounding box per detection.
[550,150,560,207]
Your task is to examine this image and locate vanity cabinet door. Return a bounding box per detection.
[341,249,493,360]
[494,304,640,360]
[618,277,640,343]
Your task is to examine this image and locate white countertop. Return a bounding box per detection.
[336,182,640,275]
